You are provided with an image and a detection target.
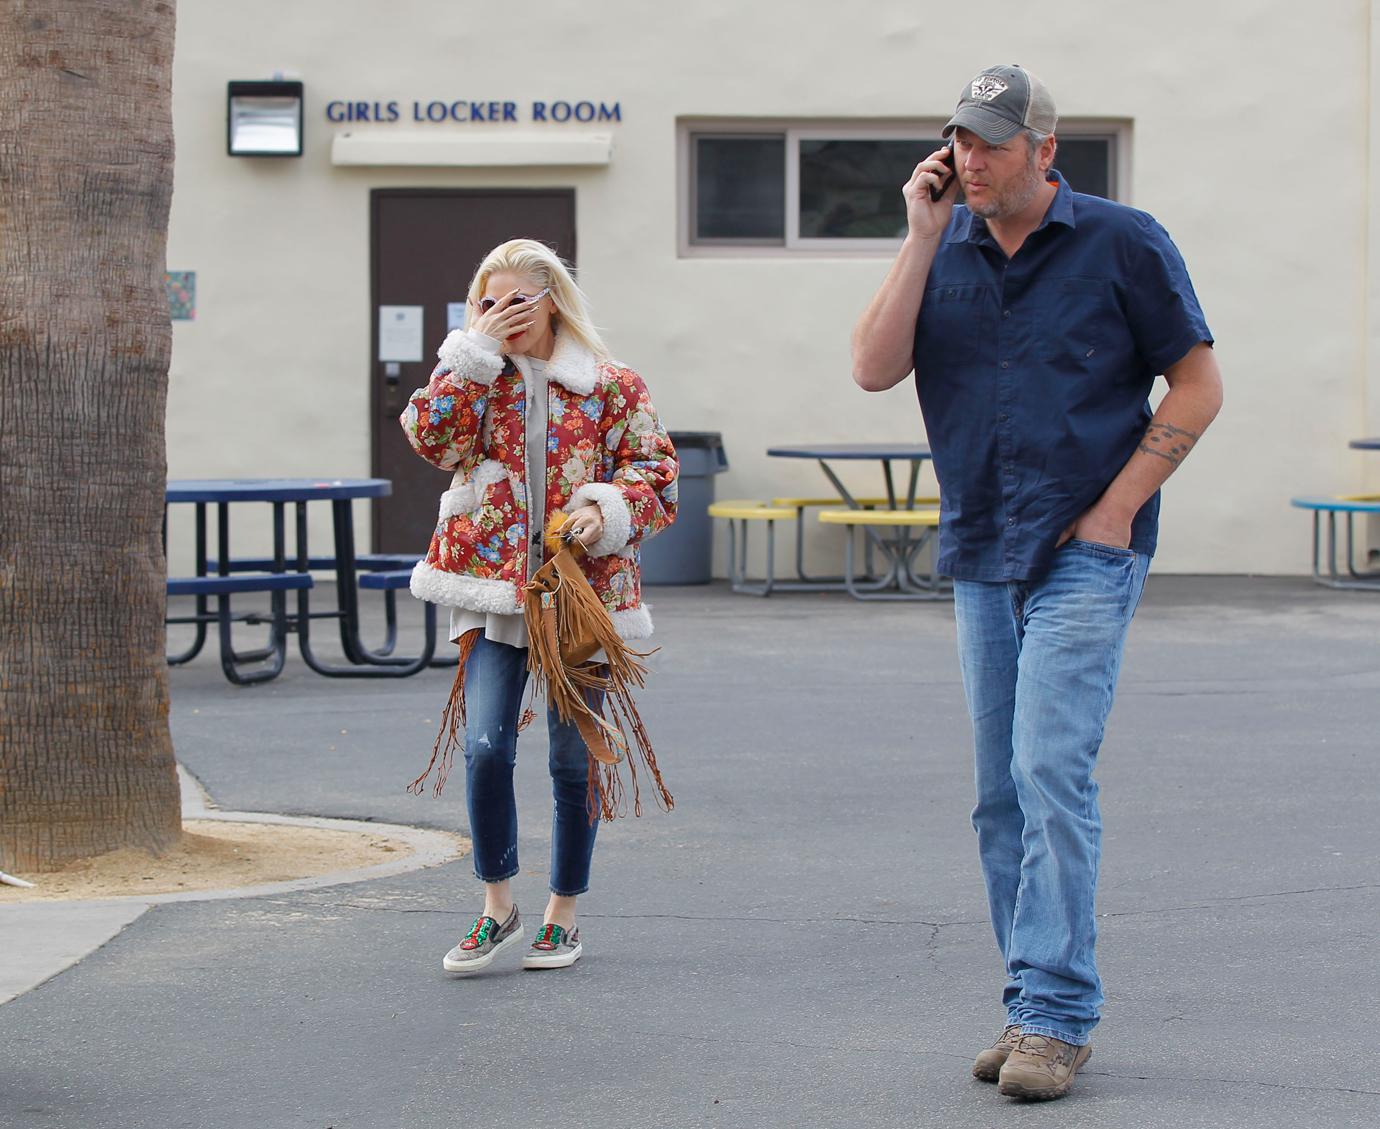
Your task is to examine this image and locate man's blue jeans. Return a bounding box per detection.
[463,635,599,897]
[953,540,1150,1046]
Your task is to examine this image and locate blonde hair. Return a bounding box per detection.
[468,238,609,359]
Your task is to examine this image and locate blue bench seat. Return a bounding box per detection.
[167,573,314,597]
[1290,494,1380,590]
[357,568,415,592]
[1290,494,1380,513]
[165,572,314,684]
[224,553,421,573]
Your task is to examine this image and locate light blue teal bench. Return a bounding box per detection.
[1290,495,1380,590]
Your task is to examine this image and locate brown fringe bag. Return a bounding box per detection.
[522,530,673,823]
[408,527,672,825]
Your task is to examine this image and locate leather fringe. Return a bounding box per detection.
[524,545,673,825]
[406,628,481,797]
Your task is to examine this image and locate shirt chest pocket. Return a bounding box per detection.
[918,284,989,378]
[1038,278,1128,369]
[926,283,986,315]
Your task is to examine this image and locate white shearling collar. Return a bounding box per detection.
[512,330,601,396]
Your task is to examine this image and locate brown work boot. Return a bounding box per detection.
[971,1024,1022,1082]
[997,1032,1092,1101]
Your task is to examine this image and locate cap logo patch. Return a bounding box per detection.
[971,76,1008,102]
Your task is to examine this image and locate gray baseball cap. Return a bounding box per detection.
[942,64,1058,143]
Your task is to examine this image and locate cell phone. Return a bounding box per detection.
[929,143,956,203]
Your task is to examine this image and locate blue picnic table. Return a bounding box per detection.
[164,478,444,684]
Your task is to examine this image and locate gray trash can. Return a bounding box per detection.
[640,430,728,585]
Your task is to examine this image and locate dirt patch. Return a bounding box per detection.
[0,820,463,903]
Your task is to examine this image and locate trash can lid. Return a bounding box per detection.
[667,430,724,449]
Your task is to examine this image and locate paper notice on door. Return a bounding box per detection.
[447,302,467,332]
[378,305,423,362]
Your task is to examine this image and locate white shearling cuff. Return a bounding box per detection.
[409,562,521,613]
[436,329,505,387]
[569,481,633,557]
[608,603,653,640]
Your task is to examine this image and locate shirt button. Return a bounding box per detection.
[1000,361,1009,369]
[998,413,1009,421]
[1003,310,1012,319]
[1007,517,1016,526]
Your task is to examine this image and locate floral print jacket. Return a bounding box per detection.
[401,328,678,639]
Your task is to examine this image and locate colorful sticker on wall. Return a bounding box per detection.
[166,271,196,321]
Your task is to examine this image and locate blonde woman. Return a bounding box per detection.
[400,239,678,974]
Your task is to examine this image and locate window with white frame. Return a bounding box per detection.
[683,123,1124,254]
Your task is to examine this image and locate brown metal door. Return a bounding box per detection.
[371,189,576,554]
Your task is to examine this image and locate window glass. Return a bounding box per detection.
[1052,138,1112,199]
[798,139,943,239]
[684,125,1122,253]
[694,136,786,241]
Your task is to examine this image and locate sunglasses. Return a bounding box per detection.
[478,287,550,315]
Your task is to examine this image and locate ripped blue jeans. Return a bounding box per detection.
[463,635,600,896]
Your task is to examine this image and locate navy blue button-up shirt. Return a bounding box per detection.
[913,170,1212,582]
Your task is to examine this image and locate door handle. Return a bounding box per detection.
[381,361,405,419]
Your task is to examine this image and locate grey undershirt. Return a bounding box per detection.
[448,335,547,647]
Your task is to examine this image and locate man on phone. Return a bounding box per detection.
[851,64,1221,1101]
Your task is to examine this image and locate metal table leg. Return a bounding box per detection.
[1308,509,1380,591]
[293,499,436,676]
[214,501,292,682]
[839,527,949,601]
[166,502,209,665]
[1344,510,1380,585]
[815,459,903,589]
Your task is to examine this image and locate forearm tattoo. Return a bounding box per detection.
[1137,421,1200,467]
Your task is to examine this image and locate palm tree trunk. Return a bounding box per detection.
[0,1,181,871]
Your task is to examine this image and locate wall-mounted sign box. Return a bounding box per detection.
[227,80,305,157]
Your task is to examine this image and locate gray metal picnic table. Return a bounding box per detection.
[766,442,934,509]
[766,443,945,599]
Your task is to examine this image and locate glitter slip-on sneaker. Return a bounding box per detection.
[442,906,523,974]
[521,922,583,969]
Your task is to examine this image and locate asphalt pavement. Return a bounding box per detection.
[1,577,1376,1129]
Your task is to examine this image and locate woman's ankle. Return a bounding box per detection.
[482,881,514,922]
[543,894,577,930]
